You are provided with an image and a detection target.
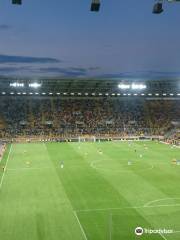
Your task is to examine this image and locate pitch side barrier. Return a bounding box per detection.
[0,135,164,143]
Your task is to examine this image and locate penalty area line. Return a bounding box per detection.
[0,144,12,190]
[159,232,168,240]
[75,203,180,213]
[73,210,88,240]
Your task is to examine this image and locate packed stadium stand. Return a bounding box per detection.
[0,78,179,144]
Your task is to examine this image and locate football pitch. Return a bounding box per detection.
[0,141,180,240]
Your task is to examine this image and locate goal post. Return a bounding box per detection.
[78,136,96,142]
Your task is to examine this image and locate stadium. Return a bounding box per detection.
[0,1,180,240]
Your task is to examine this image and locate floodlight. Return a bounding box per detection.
[153,2,164,14]
[131,83,146,90]
[91,0,101,12]
[10,82,24,87]
[29,83,41,88]
[118,84,130,89]
[12,0,22,5]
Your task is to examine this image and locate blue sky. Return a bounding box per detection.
[0,0,180,78]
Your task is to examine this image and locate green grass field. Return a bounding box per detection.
[0,141,180,240]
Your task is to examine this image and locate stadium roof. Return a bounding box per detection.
[0,76,179,95]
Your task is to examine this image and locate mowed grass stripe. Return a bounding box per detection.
[67,142,180,239]
[0,143,85,240]
[0,141,179,240]
[46,142,167,240]
[46,143,138,239]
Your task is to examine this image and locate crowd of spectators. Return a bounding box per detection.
[0,97,179,139]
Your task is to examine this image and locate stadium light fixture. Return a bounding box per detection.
[10,92,14,95]
[91,0,101,12]
[56,93,60,95]
[12,0,22,5]
[118,84,130,89]
[10,82,24,87]
[131,83,147,90]
[2,92,6,95]
[153,1,164,14]
[29,83,41,88]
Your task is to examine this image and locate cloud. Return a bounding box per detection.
[88,66,101,71]
[0,66,88,77]
[0,24,12,30]
[39,67,87,76]
[0,54,60,64]
[0,66,33,74]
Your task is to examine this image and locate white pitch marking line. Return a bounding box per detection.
[76,203,180,213]
[159,232,168,240]
[0,144,12,190]
[144,198,180,207]
[7,166,53,171]
[73,210,88,240]
[90,159,154,173]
